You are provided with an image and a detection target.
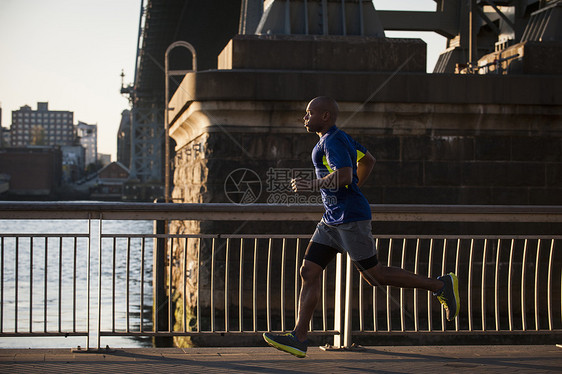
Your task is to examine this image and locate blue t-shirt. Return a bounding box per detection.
[312,126,372,225]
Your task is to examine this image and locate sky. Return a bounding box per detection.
[0,0,445,161]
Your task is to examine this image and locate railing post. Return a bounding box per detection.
[343,254,353,348]
[87,216,92,350]
[97,215,103,349]
[333,253,353,349]
[333,253,342,348]
[153,212,172,346]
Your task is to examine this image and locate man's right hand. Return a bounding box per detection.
[291,177,312,192]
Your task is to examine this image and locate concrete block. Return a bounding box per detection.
[401,136,431,161]
[506,163,546,187]
[491,187,531,205]
[372,161,423,186]
[363,136,400,161]
[424,162,463,186]
[475,136,511,161]
[546,163,562,186]
[382,186,459,204]
[457,187,494,205]
[511,136,562,162]
[462,162,510,187]
[429,136,475,161]
[218,35,426,72]
[530,188,562,204]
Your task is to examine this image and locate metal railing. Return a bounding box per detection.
[0,202,561,349]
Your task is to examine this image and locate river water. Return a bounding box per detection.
[0,218,154,348]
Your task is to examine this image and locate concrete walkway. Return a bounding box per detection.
[1,345,561,373]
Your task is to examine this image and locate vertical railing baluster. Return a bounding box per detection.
[358,270,364,332]
[266,238,272,332]
[386,238,393,332]
[373,238,378,332]
[168,236,173,333]
[126,237,131,333]
[30,237,33,333]
[280,238,286,332]
[521,239,528,331]
[87,217,92,349]
[322,266,327,331]
[468,239,474,332]
[196,237,201,332]
[454,239,460,331]
[140,237,145,334]
[547,239,554,330]
[333,253,343,348]
[441,239,447,330]
[534,239,541,331]
[400,238,407,332]
[343,254,353,348]
[1,237,4,333]
[225,238,230,332]
[112,237,116,332]
[43,237,48,333]
[508,239,515,331]
[211,238,216,332]
[73,237,77,333]
[427,239,434,332]
[494,239,501,331]
[295,238,300,329]
[414,238,420,332]
[481,239,488,332]
[252,238,258,332]
[15,237,19,333]
[239,238,244,332]
[183,237,187,333]
[58,237,62,333]
[97,216,103,349]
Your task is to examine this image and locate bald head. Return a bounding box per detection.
[308,96,339,124]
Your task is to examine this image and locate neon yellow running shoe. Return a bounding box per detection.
[435,272,460,321]
[263,331,308,358]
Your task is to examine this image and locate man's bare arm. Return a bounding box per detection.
[357,151,375,188]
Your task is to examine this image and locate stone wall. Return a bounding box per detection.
[171,101,562,206]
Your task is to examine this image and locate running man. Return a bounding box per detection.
[263,96,460,358]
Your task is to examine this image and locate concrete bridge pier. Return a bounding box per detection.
[164,31,562,347]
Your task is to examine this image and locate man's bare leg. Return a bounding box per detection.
[361,263,443,292]
[262,259,323,357]
[293,260,323,342]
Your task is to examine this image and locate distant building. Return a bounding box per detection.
[61,145,85,183]
[0,103,9,149]
[76,121,97,167]
[0,127,9,148]
[11,102,74,147]
[117,109,131,169]
[98,153,111,166]
[90,161,129,200]
[0,147,62,196]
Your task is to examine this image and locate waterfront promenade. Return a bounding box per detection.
[1,345,561,373]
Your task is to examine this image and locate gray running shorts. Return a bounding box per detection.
[310,219,377,263]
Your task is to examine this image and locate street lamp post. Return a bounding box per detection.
[164,41,197,203]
